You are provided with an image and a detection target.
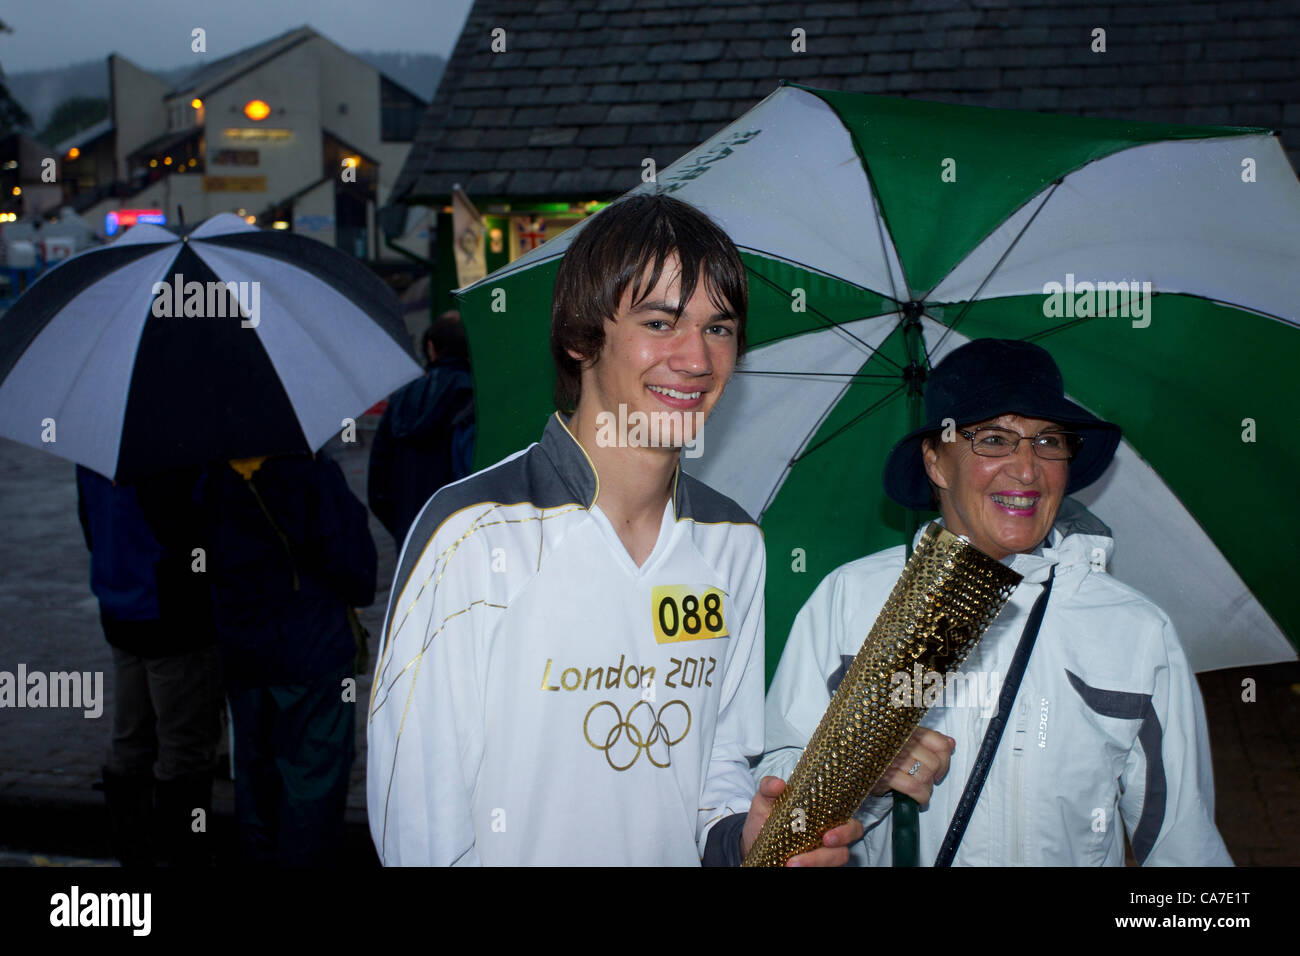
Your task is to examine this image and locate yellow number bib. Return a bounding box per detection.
[651,586,728,644]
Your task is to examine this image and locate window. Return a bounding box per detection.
[380,77,423,142]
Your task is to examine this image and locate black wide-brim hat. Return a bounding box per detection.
[883,338,1122,510]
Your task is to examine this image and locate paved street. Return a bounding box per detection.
[0,433,1295,865]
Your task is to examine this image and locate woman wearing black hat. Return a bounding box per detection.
[756,338,1232,866]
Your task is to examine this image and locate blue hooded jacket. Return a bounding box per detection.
[77,465,216,657]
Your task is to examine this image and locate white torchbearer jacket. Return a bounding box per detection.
[367,413,765,866]
[756,501,1233,866]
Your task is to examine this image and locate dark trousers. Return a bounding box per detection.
[107,643,223,780]
[227,662,355,866]
[104,643,222,866]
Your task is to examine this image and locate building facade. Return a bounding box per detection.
[57,26,429,262]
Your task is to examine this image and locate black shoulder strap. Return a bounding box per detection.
[242,473,301,592]
[933,564,1055,867]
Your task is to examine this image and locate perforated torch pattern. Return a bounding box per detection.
[743,523,1022,867]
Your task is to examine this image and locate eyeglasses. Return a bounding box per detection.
[958,426,1082,460]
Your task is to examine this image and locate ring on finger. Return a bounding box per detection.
[907,760,922,776]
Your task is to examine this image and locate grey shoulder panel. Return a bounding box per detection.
[1064,668,1167,864]
[382,444,584,641]
[675,471,757,526]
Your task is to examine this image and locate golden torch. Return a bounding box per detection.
[743,522,1022,866]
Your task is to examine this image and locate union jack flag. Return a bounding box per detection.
[517,217,546,253]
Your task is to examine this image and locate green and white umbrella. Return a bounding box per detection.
[456,83,1300,676]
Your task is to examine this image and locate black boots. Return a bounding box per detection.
[101,766,155,867]
[155,770,214,867]
[102,767,214,866]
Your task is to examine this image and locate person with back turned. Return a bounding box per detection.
[367,311,475,551]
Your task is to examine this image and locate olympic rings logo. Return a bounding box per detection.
[583,699,691,771]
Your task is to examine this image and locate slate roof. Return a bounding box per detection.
[393,0,1300,203]
[168,26,317,99]
[166,25,426,104]
[53,117,114,156]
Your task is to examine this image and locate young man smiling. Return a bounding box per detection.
[366,194,859,865]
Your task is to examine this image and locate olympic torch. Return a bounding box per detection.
[742,522,1022,866]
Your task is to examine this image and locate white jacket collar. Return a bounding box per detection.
[912,497,1116,587]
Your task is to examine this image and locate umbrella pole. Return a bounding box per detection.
[893,305,927,867]
[901,304,926,549]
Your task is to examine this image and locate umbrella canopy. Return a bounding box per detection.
[0,213,421,479]
[455,83,1300,674]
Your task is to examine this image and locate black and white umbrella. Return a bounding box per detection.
[0,213,422,479]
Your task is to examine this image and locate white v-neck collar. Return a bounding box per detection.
[589,499,676,577]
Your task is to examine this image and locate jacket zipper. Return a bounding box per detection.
[1010,698,1030,865]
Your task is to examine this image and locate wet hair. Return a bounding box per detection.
[550,193,748,413]
[422,310,468,366]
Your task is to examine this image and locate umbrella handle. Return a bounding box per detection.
[892,797,920,867]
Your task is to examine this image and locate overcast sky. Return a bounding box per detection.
[1,0,475,73]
